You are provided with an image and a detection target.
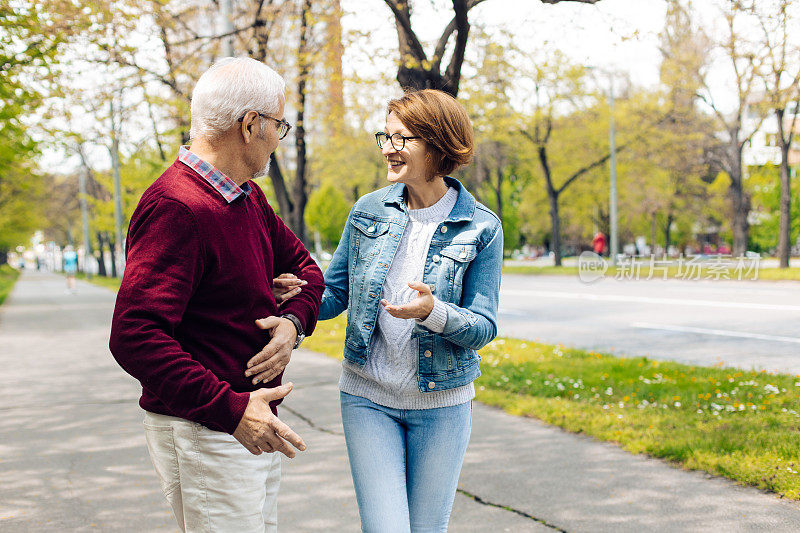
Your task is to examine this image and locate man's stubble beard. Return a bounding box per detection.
[253,156,271,179]
[252,128,272,179]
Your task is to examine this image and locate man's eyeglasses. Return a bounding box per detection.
[375,131,421,151]
[239,112,292,140]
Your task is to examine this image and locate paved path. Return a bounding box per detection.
[2,271,800,531]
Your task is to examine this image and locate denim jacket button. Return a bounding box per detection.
[440,226,448,233]
[367,225,375,233]
[428,381,436,389]
[432,255,440,262]
[424,350,432,358]
[429,284,435,292]
[459,251,467,259]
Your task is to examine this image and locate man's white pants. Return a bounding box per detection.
[143,411,281,533]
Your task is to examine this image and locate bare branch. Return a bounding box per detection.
[431,0,488,71]
[383,0,428,61]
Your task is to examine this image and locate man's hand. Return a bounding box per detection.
[272,273,306,308]
[246,317,298,384]
[381,281,434,320]
[233,383,307,457]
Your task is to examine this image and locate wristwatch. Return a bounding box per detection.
[280,313,305,349]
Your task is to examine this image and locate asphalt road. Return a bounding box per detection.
[498,274,800,374]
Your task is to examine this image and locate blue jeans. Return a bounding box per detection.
[340,392,472,533]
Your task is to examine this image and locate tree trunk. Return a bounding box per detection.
[0,251,7,266]
[268,154,294,220]
[729,139,749,256]
[96,232,107,277]
[292,0,312,245]
[650,211,658,258]
[494,163,503,223]
[663,212,674,258]
[324,0,345,135]
[776,108,792,268]
[548,188,562,267]
[107,232,118,278]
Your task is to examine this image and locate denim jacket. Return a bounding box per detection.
[319,177,503,393]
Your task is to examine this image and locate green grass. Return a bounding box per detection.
[503,265,580,276]
[503,260,800,281]
[305,315,800,500]
[0,264,21,306]
[503,263,800,281]
[76,272,122,291]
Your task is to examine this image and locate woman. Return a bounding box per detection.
[318,89,503,532]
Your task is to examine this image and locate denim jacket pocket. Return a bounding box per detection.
[351,215,389,260]
[439,243,478,288]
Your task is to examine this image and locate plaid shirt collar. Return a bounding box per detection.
[178,146,252,203]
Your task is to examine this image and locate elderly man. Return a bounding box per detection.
[109,57,324,532]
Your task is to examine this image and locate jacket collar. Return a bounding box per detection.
[382,176,476,222]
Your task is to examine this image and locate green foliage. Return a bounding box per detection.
[305,183,352,247]
[748,165,800,254]
[0,264,20,305]
[76,272,121,291]
[84,147,166,238]
[310,129,386,204]
[0,0,75,252]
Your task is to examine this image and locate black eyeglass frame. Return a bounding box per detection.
[238,111,292,140]
[375,131,422,151]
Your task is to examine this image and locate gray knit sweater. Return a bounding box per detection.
[339,187,475,409]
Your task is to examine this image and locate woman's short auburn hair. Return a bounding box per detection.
[387,89,474,178]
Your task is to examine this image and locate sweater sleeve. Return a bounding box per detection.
[263,199,324,336]
[109,197,249,434]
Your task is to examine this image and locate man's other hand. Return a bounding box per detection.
[246,316,297,384]
[272,273,306,307]
[233,383,306,457]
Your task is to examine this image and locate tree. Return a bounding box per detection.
[696,0,768,256]
[58,0,332,244]
[652,0,721,254]
[305,183,351,247]
[382,0,602,96]
[459,29,525,253]
[748,164,800,253]
[0,0,77,262]
[752,0,800,267]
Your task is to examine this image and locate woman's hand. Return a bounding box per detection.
[272,273,306,307]
[381,281,434,320]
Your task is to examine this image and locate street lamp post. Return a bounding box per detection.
[608,77,619,265]
[109,97,125,276]
[78,166,92,279]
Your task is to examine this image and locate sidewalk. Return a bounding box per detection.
[1,271,799,531]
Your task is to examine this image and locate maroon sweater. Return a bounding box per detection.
[109,160,323,434]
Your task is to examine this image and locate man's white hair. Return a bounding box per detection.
[189,57,285,142]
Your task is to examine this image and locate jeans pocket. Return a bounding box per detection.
[144,422,181,497]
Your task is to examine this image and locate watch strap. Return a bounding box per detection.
[280,313,305,349]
